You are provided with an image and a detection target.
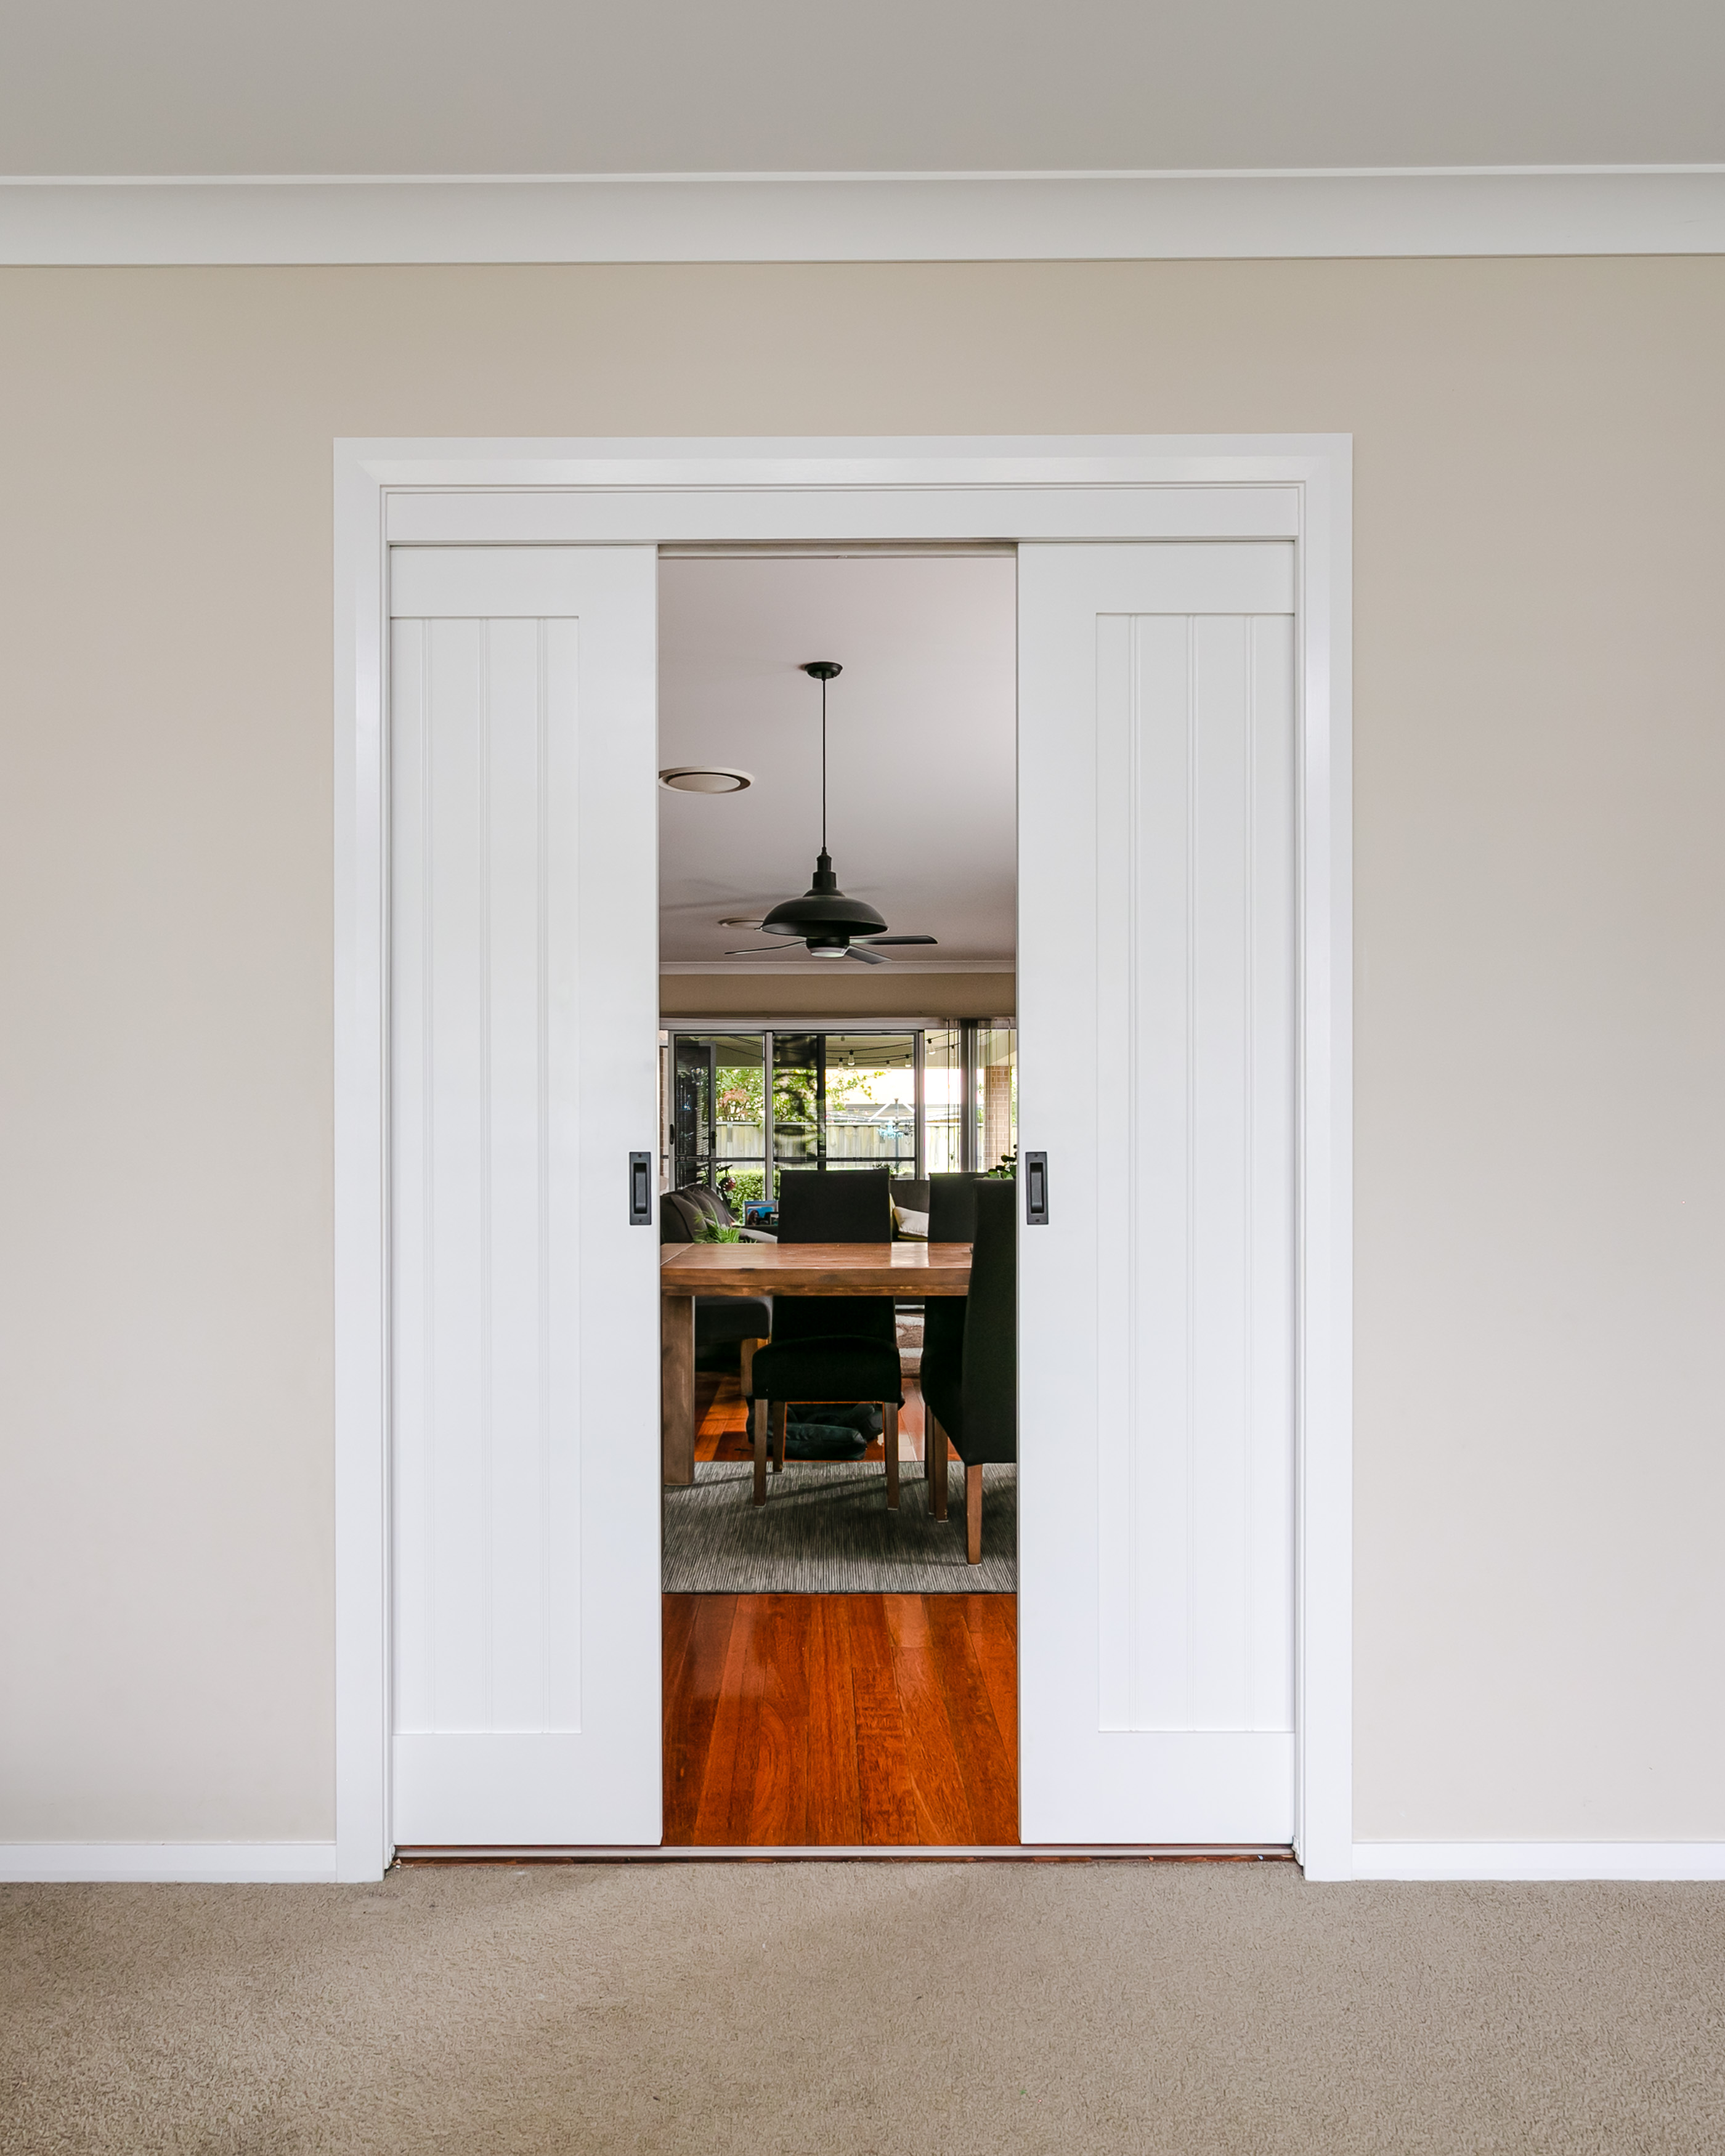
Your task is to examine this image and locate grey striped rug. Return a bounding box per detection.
[662,1461,1017,1594]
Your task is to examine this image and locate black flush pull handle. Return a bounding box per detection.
[629,1153,652,1226]
[1024,1151,1049,1226]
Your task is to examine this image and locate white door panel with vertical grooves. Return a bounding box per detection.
[1019,544,1297,1846]
[389,548,660,1847]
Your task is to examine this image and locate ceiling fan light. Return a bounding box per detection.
[760,873,889,942]
[757,901,810,936]
[659,766,752,794]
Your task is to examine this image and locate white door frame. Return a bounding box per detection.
[334,434,1354,1881]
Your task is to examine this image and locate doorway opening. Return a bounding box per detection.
[656,551,1020,1848]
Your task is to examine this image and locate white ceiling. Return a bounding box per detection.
[3,0,1721,174]
[657,556,1016,969]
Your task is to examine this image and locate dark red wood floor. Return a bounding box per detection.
[663,1369,1019,1847]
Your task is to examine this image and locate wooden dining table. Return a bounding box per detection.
[660,1240,972,1486]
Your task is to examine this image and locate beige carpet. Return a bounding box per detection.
[4,1863,1722,2154]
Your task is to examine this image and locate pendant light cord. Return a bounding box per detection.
[821,671,828,855]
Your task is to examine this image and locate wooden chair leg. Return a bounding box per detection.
[752,1397,768,1506]
[965,1457,983,1565]
[771,1400,788,1473]
[928,1411,949,1521]
[883,1403,899,1510]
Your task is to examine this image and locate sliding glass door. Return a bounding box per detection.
[772,1031,917,1183]
[710,1033,770,1204]
[671,1037,715,1188]
[976,1023,1017,1176]
[923,1024,1018,1176]
[666,1024,1013,1200]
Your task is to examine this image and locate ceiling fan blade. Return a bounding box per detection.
[860,934,938,946]
[845,946,889,965]
[723,944,802,957]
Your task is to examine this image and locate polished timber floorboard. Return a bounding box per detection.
[662,1592,1018,1847]
[664,1369,1019,1848]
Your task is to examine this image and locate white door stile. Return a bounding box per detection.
[388,546,661,1847]
[1018,543,1299,1846]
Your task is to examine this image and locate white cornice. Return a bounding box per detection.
[2,167,1724,265]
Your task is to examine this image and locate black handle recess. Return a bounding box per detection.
[1025,1151,1049,1226]
[629,1152,652,1226]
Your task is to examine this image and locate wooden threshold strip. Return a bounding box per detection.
[396,1845,1297,1865]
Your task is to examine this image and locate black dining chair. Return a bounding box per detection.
[744,1169,904,1508]
[919,1172,986,1522]
[919,1175,1017,1563]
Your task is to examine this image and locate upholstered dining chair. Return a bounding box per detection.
[919,1175,1017,1563]
[918,1172,986,1523]
[744,1168,904,1508]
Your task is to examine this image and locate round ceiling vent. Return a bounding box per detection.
[659,766,753,795]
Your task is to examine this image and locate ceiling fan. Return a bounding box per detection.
[723,661,939,966]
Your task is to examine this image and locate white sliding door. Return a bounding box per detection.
[389,547,660,1847]
[1018,545,1297,1846]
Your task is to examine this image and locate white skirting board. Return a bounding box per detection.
[1352,1844,1725,1882]
[6,1842,1723,1882]
[1,1843,339,1883]
[394,1844,1295,1863]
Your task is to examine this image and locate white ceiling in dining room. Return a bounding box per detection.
[657,554,1016,970]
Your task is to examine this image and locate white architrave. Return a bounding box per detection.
[335,436,1354,1882]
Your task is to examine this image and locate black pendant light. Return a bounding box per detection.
[724,662,938,965]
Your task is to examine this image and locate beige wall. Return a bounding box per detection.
[1,261,1720,1847]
